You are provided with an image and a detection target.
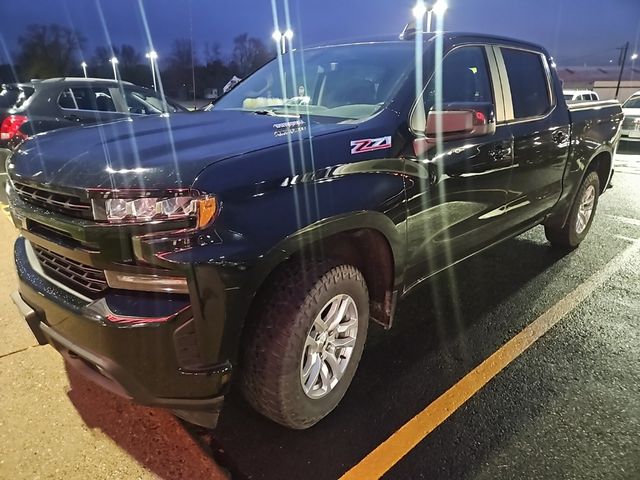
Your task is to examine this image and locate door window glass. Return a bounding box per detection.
[58,88,77,109]
[423,46,493,111]
[58,87,116,112]
[501,48,552,119]
[124,88,182,114]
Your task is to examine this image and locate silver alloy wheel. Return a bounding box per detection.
[576,184,596,234]
[300,294,359,399]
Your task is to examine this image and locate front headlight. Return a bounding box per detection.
[92,192,218,227]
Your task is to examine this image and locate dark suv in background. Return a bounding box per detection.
[0,78,186,151]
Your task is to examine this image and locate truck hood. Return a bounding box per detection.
[8,110,354,190]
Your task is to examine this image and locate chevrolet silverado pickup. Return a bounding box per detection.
[8,32,622,430]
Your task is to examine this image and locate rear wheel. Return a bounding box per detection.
[241,261,369,429]
[545,170,600,249]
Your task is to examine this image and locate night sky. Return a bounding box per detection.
[1,0,639,67]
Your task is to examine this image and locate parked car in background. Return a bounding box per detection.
[618,91,640,155]
[0,78,186,150]
[563,89,600,102]
[9,32,622,431]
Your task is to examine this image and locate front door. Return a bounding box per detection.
[404,45,514,290]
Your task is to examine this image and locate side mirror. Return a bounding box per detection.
[426,102,495,139]
[415,102,496,156]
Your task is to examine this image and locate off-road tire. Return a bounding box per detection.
[545,170,600,250]
[241,261,369,429]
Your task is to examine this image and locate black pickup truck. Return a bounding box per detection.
[8,32,622,430]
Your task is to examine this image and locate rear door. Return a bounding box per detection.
[495,46,570,223]
[57,86,128,125]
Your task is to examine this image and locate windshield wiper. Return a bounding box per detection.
[253,108,301,118]
[253,109,277,116]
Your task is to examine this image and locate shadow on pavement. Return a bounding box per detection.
[65,365,226,480]
[203,235,570,480]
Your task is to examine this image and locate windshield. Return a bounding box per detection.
[563,94,574,101]
[213,43,415,121]
[623,96,640,109]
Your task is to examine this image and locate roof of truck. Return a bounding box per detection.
[37,77,135,85]
[310,32,546,53]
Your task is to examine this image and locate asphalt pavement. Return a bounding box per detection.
[0,156,639,479]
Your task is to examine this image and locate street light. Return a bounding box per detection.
[432,0,448,16]
[272,29,294,55]
[412,2,427,19]
[109,57,119,81]
[145,50,158,91]
[413,1,448,33]
[632,53,639,61]
[80,61,88,78]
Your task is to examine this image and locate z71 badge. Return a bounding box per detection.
[350,136,392,154]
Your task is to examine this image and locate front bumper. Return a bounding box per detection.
[12,236,231,427]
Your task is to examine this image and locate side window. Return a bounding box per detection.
[61,87,117,112]
[124,89,180,114]
[501,48,552,119]
[58,89,77,109]
[423,46,494,110]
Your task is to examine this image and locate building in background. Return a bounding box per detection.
[557,65,640,100]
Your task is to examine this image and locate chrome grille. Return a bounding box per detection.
[14,182,92,219]
[33,245,107,297]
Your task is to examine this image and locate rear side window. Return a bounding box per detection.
[501,48,552,119]
[0,85,34,109]
[58,87,117,112]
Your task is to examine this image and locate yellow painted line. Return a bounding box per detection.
[341,240,640,480]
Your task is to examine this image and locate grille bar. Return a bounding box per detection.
[14,182,93,219]
[33,245,108,296]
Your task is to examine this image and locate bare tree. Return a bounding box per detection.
[232,34,273,77]
[163,39,199,99]
[168,39,197,71]
[203,42,222,66]
[92,44,141,68]
[16,24,85,79]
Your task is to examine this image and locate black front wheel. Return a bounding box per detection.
[241,261,369,429]
[545,170,600,249]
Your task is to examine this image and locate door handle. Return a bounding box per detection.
[64,115,81,122]
[489,145,512,161]
[552,130,568,144]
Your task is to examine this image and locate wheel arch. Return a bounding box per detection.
[546,146,613,230]
[246,211,403,327]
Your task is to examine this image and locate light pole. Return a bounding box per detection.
[272,29,294,55]
[109,57,119,81]
[146,51,158,91]
[81,61,88,78]
[413,1,448,33]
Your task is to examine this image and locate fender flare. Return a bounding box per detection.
[245,210,405,298]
